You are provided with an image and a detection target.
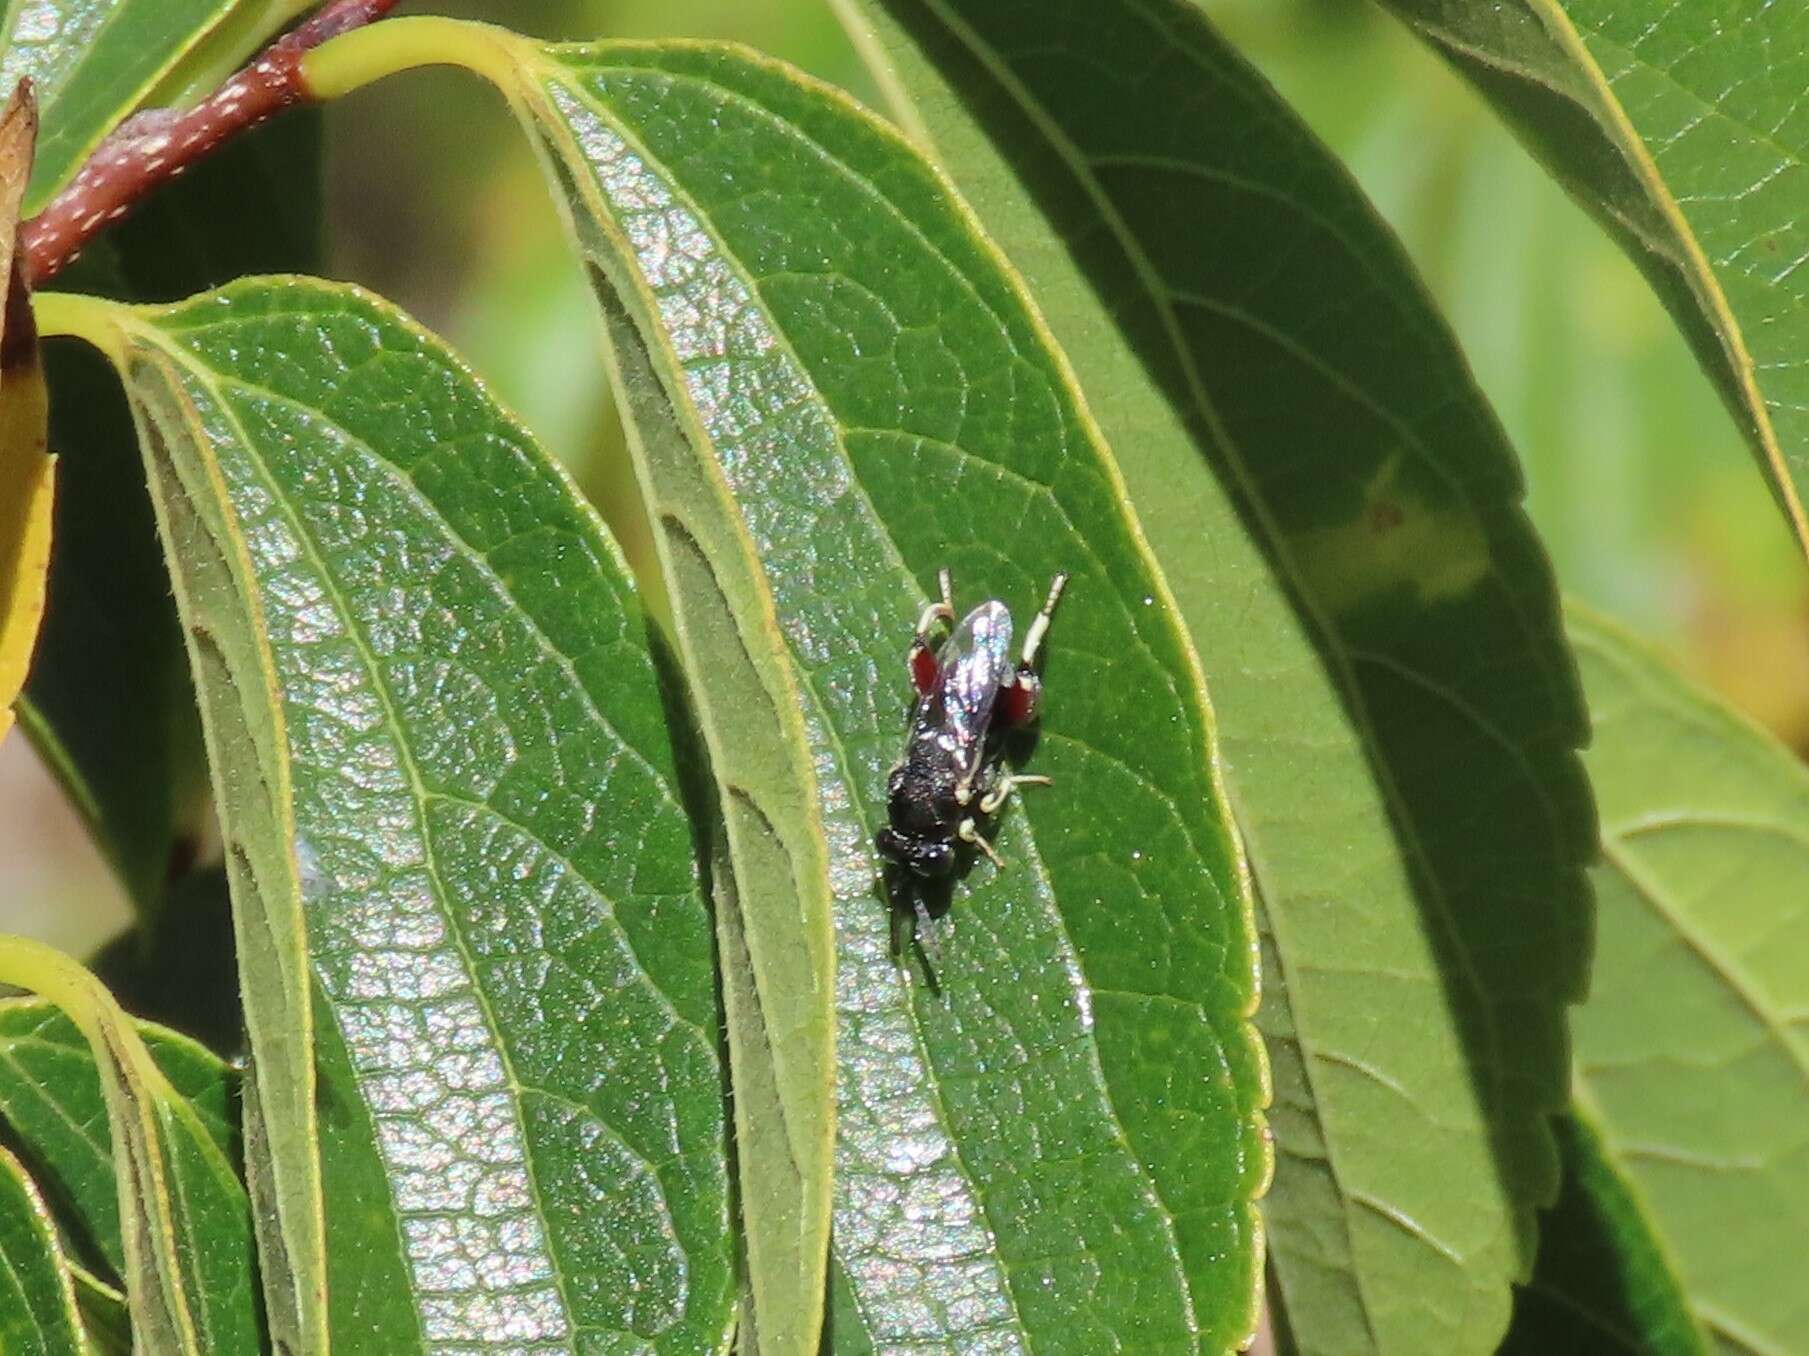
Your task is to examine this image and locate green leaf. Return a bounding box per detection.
[24,113,328,1350]
[832,1,1593,1351]
[0,0,312,210]
[24,110,323,913]
[1371,0,1809,554]
[575,223,836,1356]
[307,22,1270,1351]
[69,1264,131,1356]
[0,997,236,1278]
[309,979,420,1353]
[1501,1110,1707,1356]
[1570,607,1809,1352]
[0,1143,86,1355]
[0,940,258,1355]
[43,277,738,1354]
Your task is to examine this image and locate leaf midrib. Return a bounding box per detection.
[1569,21,1809,323]
[168,340,714,1048]
[159,307,683,817]
[154,302,689,821]
[632,54,1237,1324]
[558,53,1197,721]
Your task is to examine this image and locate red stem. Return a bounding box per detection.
[19,0,401,286]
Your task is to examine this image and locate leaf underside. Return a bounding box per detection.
[0,997,236,1279]
[582,276,837,1356]
[0,944,258,1356]
[1570,608,1809,1353]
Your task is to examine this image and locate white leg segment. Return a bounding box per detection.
[979,773,1052,816]
[1020,571,1070,667]
[958,817,1005,867]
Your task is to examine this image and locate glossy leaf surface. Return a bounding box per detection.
[0,0,310,209]
[0,939,256,1355]
[1501,1111,1706,1356]
[0,997,235,1277]
[55,278,736,1354]
[836,1,1592,1351]
[466,31,1271,1353]
[0,1144,86,1356]
[1374,0,1809,554]
[1571,608,1809,1352]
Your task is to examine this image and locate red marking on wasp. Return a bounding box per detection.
[910,644,940,695]
[999,674,1039,726]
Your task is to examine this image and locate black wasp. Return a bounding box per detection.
[876,568,1069,944]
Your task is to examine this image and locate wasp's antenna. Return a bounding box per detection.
[1021,571,1070,668]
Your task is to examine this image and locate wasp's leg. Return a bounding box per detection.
[1000,571,1069,723]
[913,895,942,965]
[979,772,1052,817]
[957,816,1006,868]
[1021,570,1070,669]
[908,567,958,695]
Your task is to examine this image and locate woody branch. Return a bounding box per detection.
[19,0,401,286]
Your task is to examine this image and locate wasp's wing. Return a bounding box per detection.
[926,601,1014,777]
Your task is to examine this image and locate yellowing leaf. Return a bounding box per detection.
[0,339,52,744]
[0,81,53,745]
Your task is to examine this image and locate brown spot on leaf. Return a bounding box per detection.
[1369,498,1406,534]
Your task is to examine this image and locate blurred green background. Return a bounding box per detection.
[5,0,1803,956]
